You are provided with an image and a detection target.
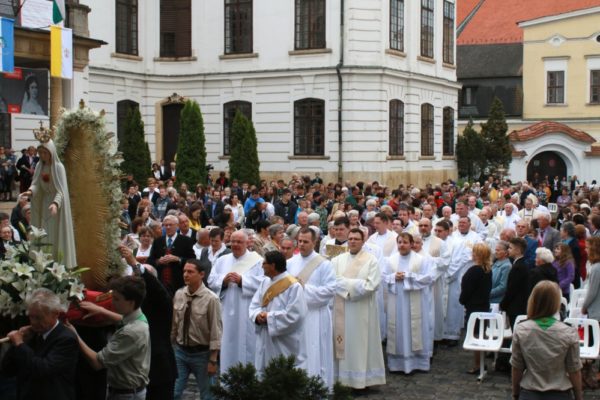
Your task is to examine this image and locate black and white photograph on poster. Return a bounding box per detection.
[0,68,49,116]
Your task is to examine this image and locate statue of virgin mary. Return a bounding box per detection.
[26,139,77,269]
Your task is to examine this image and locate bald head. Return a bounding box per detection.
[418,218,432,237]
[230,230,248,257]
[500,228,516,242]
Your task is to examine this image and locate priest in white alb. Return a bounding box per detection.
[208,230,264,373]
[367,212,398,257]
[286,227,336,388]
[384,233,434,373]
[249,250,307,372]
[331,228,386,389]
[443,216,482,343]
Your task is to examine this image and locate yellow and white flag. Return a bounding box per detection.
[50,25,72,79]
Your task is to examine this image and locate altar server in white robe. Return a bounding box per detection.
[331,228,386,389]
[286,228,336,388]
[443,216,482,342]
[432,220,454,341]
[451,201,487,240]
[249,250,307,373]
[208,230,264,373]
[367,212,398,257]
[384,233,434,373]
[418,218,449,342]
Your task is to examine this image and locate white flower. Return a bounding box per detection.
[69,282,85,299]
[31,250,50,272]
[4,245,18,260]
[29,226,47,240]
[11,280,26,292]
[48,263,66,280]
[0,269,14,284]
[12,264,33,278]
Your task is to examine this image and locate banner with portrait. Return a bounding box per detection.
[0,67,49,116]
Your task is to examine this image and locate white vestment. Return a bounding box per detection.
[451,212,487,240]
[443,230,482,340]
[367,230,398,257]
[362,242,387,341]
[287,252,336,388]
[497,212,521,231]
[331,251,386,389]
[249,271,307,373]
[208,251,264,373]
[423,234,450,341]
[384,251,434,372]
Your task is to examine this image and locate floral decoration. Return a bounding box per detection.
[0,227,88,318]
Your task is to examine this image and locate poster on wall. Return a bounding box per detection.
[0,67,49,116]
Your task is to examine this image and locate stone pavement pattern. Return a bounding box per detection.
[182,343,600,399]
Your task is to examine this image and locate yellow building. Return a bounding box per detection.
[509,6,600,183]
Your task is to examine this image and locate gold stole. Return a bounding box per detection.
[333,251,371,359]
[262,275,298,307]
[230,251,263,275]
[387,253,424,354]
[296,254,325,285]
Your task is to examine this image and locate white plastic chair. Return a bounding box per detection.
[569,289,587,312]
[463,312,504,381]
[564,318,600,359]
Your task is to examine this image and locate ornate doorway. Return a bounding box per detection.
[527,151,567,183]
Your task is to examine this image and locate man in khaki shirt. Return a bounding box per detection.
[172,259,222,400]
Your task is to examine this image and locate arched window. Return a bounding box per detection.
[115,0,138,55]
[421,103,434,156]
[389,100,404,156]
[294,98,325,156]
[223,101,252,156]
[160,0,191,57]
[443,106,454,156]
[116,100,140,145]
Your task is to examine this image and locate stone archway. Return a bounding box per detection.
[154,93,186,163]
[526,151,567,183]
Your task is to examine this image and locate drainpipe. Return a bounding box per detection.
[336,0,344,183]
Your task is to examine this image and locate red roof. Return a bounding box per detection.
[508,121,596,143]
[457,0,600,45]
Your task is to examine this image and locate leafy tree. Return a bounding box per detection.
[481,97,511,173]
[119,106,151,185]
[456,119,486,182]
[229,110,260,186]
[176,100,207,188]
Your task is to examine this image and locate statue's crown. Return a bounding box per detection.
[33,121,54,144]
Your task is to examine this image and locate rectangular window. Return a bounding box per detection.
[116,0,138,55]
[160,0,191,58]
[421,0,434,58]
[421,103,434,156]
[443,1,454,64]
[295,0,326,50]
[390,0,404,52]
[591,70,600,104]
[547,71,564,104]
[225,0,253,54]
[462,87,476,106]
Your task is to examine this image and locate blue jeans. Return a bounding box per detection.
[174,345,215,400]
[106,389,146,400]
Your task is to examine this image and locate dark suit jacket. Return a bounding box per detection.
[500,258,530,318]
[140,271,176,388]
[16,155,37,182]
[127,194,141,220]
[1,322,79,400]
[529,263,558,292]
[541,227,561,251]
[208,200,225,223]
[178,228,197,241]
[147,234,195,295]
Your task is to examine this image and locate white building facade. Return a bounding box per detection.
[15,0,461,185]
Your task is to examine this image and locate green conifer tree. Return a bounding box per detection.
[119,106,151,185]
[481,97,511,173]
[229,110,260,186]
[176,100,206,188]
[456,118,486,181]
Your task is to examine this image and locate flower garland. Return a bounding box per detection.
[0,227,87,317]
[54,104,125,276]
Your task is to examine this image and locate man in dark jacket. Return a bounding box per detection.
[500,237,530,329]
[2,288,79,400]
[274,189,298,225]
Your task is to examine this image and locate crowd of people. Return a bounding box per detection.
[3,166,600,400]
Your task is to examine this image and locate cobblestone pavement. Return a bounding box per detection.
[182,343,600,400]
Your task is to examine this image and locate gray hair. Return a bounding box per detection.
[538,213,551,222]
[496,240,509,252]
[162,215,179,225]
[536,247,555,264]
[561,221,576,238]
[268,223,284,238]
[366,199,377,207]
[281,235,297,247]
[347,209,359,217]
[307,213,320,224]
[365,211,377,221]
[28,288,66,313]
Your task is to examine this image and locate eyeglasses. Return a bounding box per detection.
[418,224,429,227]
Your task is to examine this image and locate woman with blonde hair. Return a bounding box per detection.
[511,281,583,400]
[460,243,493,373]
